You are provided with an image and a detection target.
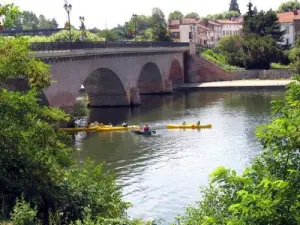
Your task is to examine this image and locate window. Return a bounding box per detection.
[223,31,225,36]
[285,25,290,34]
[211,37,214,41]
[189,32,192,40]
[286,38,289,45]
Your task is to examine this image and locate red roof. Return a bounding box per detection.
[277,10,300,23]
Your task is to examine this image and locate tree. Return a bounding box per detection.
[168,10,183,20]
[51,18,59,28]
[21,11,39,29]
[243,4,285,43]
[151,8,172,41]
[278,0,300,12]
[204,11,240,20]
[216,35,245,67]
[176,75,300,224]
[98,29,120,41]
[0,3,21,29]
[229,0,241,14]
[184,12,199,19]
[38,14,52,29]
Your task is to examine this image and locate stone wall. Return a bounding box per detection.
[188,55,294,82]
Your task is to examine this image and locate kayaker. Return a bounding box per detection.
[122,121,128,127]
[183,121,186,125]
[143,123,150,132]
[109,122,113,127]
[197,121,201,126]
[67,117,76,128]
[86,122,91,128]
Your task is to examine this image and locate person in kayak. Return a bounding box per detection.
[183,121,186,125]
[197,121,201,126]
[122,121,128,127]
[143,123,150,132]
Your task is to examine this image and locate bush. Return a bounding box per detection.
[200,49,244,71]
[10,196,39,225]
[271,63,293,69]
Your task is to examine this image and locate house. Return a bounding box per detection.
[196,20,222,47]
[168,18,198,42]
[216,17,243,37]
[277,11,299,46]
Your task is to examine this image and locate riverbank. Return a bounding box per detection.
[174,79,291,91]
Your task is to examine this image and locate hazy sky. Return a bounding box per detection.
[5,0,284,29]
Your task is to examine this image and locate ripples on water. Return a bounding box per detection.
[73,90,284,223]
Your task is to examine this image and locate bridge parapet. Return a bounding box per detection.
[30,41,189,52]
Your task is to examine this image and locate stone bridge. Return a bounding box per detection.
[33,44,190,111]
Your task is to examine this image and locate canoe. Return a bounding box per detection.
[166,124,212,129]
[96,125,139,132]
[132,130,156,136]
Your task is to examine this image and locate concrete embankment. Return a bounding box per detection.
[175,80,292,91]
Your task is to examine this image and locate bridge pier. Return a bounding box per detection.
[129,88,141,106]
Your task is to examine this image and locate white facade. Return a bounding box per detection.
[219,23,243,37]
[280,22,295,45]
[179,24,197,43]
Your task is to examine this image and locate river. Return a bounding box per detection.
[72,90,284,223]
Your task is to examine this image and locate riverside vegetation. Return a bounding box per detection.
[1,2,300,225]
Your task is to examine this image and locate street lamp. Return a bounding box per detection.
[125,22,128,40]
[79,16,86,41]
[132,14,137,42]
[64,0,72,42]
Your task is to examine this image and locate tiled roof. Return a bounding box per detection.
[277,10,300,23]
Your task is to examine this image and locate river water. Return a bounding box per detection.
[72,90,284,223]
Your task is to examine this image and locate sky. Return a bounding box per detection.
[3,0,285,29]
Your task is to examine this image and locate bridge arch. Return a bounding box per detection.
[138,62,163,94]
[83,68,129,107]
[169,59,184,85]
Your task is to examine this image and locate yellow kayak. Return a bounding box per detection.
[59,126,97,132]
[59,123,105,132]
[96,125,139,132]
[166,124,212,129]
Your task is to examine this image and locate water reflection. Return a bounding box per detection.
[73,90,284,223]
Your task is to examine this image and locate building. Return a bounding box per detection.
[277,11,299,46]
[216,17,243,37]
[196,20,222,47]
[169,17,242,47]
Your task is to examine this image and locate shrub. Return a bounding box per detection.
[10,196,39,225]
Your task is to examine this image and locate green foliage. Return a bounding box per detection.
[151,8,172,41]
[184,12,200,19]
[175,76,300,224]
[0,4,21,29]
[0,37,129,224]
[271,63,293,69]
[278,0,300,12]
[200,49,244,71]
[10,196,39,225]
[243,4,285,43]
[204,11,240,20]
[0,37,51,89]
[168,11,183,20]
[50,29,100,42]
[215,35,245,67]
[229,0,241,14]
[98,29,120,41]
[242,34,281,69]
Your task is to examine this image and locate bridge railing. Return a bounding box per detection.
[30,41,189,52]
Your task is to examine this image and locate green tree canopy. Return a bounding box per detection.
[0,3,21,29]
[151,7,172,41]
[168,10,184,20]
[229,0,241,14]
[184,12,200,19]
[243,3,285,43]
[98,29,120,41]
[204,11,240,20]
[278,0,300,12]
